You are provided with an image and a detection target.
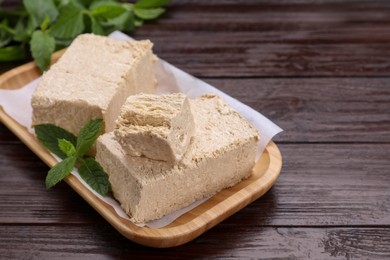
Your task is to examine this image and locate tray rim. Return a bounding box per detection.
[0,55,282,248]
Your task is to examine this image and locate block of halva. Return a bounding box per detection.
[114,93,195,162]
[96,94,259,223]
[31,34,156,135]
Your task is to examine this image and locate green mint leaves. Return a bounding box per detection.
[30,30,56,73]
[76,119,102,157]
[23,0,58,26]
[35,124,77,159]
[50,3,85,39]
[78,157,110,196]
[58,139,76,157]
[133,7,164,20]
[46,156,77,189]
[134,0,170,9]
[0,0,170,72]
[35,119,110,196]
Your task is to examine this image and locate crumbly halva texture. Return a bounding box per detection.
[31,34,157,135]
[96,94,259,223]
[114,93,195,162]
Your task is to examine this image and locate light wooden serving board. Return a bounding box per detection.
[0,54,282,248]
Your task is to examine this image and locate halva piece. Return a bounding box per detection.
[96,94,259,223]
[114,93,195,162]
[31,34,156,135]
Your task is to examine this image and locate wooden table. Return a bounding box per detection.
[1,0,389,258]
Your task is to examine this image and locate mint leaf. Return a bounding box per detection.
[37,120,107,194]
[13,16,36,42]
[30,30,55,72]
[76,119,102,157]
[0,21,13,48]
[99,11,135,33]
[40,15,51,31]
[0,45,26,61]
[91,3,127,19]
[113,12,135,32]
[89,0,117,9]
[134,0,170,9]
[45,156,77,189]
[133,7,165,20]
[50,3,85,39]
[54,38,73,49]
[23,0,58,25]
[0,34,12,48]
[35,124,77,159]
[78,0,97,7]
[89,15,105,35]
[58,139,76,157]
[1,0,169,74]
[78,157,110,196]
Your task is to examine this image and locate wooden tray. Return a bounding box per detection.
[0,55,282,248]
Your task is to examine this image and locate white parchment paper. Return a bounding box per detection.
[0,31,282,228]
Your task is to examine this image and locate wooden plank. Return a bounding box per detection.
[205,77,390,142]
[0,143,101,224]
[2,1,390,77]
[0,225,389,258]
[1,77,389,143]
[0,143,388,226]
[243,143,390,226]
[130,0,390,77]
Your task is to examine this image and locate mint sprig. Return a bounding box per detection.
[30,30,55,73]
[50,3,85,39]
[35,119,110,196]
[79,157,110,196]
[58,139,76,157]
[0,0,170,72]
[35,124,77,159]
[76,119,102,157]
[46,156,77,189]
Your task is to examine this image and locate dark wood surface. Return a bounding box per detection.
[1,0,390,258]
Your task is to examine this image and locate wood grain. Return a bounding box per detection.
[1,77,389,143]
[1,143,388,226]
[0,143,101,224]
[1,0,390,256]
[207,78,390,142]
[0,225,389,259]
[130,0,390,77]
[2,1,390,77]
